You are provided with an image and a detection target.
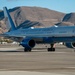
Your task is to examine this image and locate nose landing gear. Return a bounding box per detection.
[47,44,55,52]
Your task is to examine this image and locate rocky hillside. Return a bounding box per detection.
[63,13,75,23]
[1,6,75,33]
[0,6,65,33]
[56,13,75,26]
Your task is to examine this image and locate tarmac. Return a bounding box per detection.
[0,44,75,75]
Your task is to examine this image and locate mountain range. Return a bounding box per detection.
[0,6,75,33]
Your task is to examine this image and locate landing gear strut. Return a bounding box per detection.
[47,44,55,52]
[24,48,31,52]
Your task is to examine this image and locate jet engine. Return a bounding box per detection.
[65,42,75,48]
[20,38,36,50]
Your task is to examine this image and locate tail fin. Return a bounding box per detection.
[3,7,16,31]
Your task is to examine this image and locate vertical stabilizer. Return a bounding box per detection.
[3,7,16,31]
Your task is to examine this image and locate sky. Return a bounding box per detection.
[0,0,75,13]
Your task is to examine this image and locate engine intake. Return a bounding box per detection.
[28,39,35,48]
[65,42,75,48]
[71,43,75,48]
[20,38,35,49]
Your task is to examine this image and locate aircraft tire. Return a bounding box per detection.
[24,48,31,52]
[47,48,55,52]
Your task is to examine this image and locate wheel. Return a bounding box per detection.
[28,48,31,52]
[24,48,28,52]
[52,48,55,51]
[47,48,50,52]
[47,48,55,52]
[24,48,31,52]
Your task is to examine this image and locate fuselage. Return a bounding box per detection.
[5,26,75,43]
[6,26,75,37]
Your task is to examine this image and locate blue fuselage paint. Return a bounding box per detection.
[5,26,75,43]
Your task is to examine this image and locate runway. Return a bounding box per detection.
[0,44,75,75]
